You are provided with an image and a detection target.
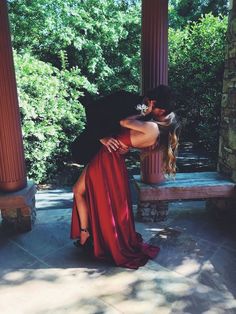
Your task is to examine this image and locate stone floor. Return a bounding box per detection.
[0,186,236,314]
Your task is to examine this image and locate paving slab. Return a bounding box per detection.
[0,267,121,314]
[0,189,236,314]
[8,221,71,259]
[96,263,236,314]
[149,229,217,277]
[197,246,236,296]
[0,238,38,269]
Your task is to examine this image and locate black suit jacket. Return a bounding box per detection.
[71,90,144,165]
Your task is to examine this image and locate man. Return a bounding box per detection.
[71,85,175,165]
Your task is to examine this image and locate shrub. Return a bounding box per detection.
[169,13,227,155]
[15,51,96,183]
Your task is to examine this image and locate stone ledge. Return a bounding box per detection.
[0,180,36,208]
[0,180,37,232]
[133,172,236,222]
[133,172,236,202]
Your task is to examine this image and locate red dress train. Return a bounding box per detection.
[70,128,160,269]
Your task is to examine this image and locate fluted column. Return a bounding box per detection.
[141,0,168,183]
[0,0,27,192]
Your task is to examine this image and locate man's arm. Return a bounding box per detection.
[85,91,142,140]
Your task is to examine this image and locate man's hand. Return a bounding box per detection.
[99,137,120,152]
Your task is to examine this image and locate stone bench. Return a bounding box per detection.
[133,172,236,222]
[0,181,37,232]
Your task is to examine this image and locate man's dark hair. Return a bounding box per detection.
[146,85,175,113]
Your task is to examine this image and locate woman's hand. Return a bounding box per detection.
[99,137,120,152]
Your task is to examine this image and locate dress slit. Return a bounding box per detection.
[70,127,160,269]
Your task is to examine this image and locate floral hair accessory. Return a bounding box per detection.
[136,103,149,116]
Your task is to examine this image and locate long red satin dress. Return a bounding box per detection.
[70,127,160,269]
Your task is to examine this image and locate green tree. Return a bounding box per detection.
[15,51,96,183]
[169,13,227,154]
[9,0,141,95]
[169,0,229,29]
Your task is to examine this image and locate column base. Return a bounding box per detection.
[0,180,37,233]
[136,200,169,222]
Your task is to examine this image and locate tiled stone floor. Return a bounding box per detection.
[0,187,236,314]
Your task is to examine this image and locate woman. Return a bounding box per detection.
[70,97,180,269]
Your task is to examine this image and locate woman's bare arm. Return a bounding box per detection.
[120,114,159,134]
[120,114,160,148]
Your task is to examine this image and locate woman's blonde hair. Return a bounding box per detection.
[141,112,181,177]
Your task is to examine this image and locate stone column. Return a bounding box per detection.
[207,0,236,217]
[0,0,36,232]
[134,0,169,222]
[141,0,168,93]
[140,0,168,184]
[0,0,26,192]
[218,0,236,181]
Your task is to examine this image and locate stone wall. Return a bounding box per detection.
[218,0,236,182]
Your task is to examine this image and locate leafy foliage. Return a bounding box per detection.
[14,52,96,183]
[9,0,141,95]
[169,0,229,29]
[169,13,227,153]
[7,1,228,182]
